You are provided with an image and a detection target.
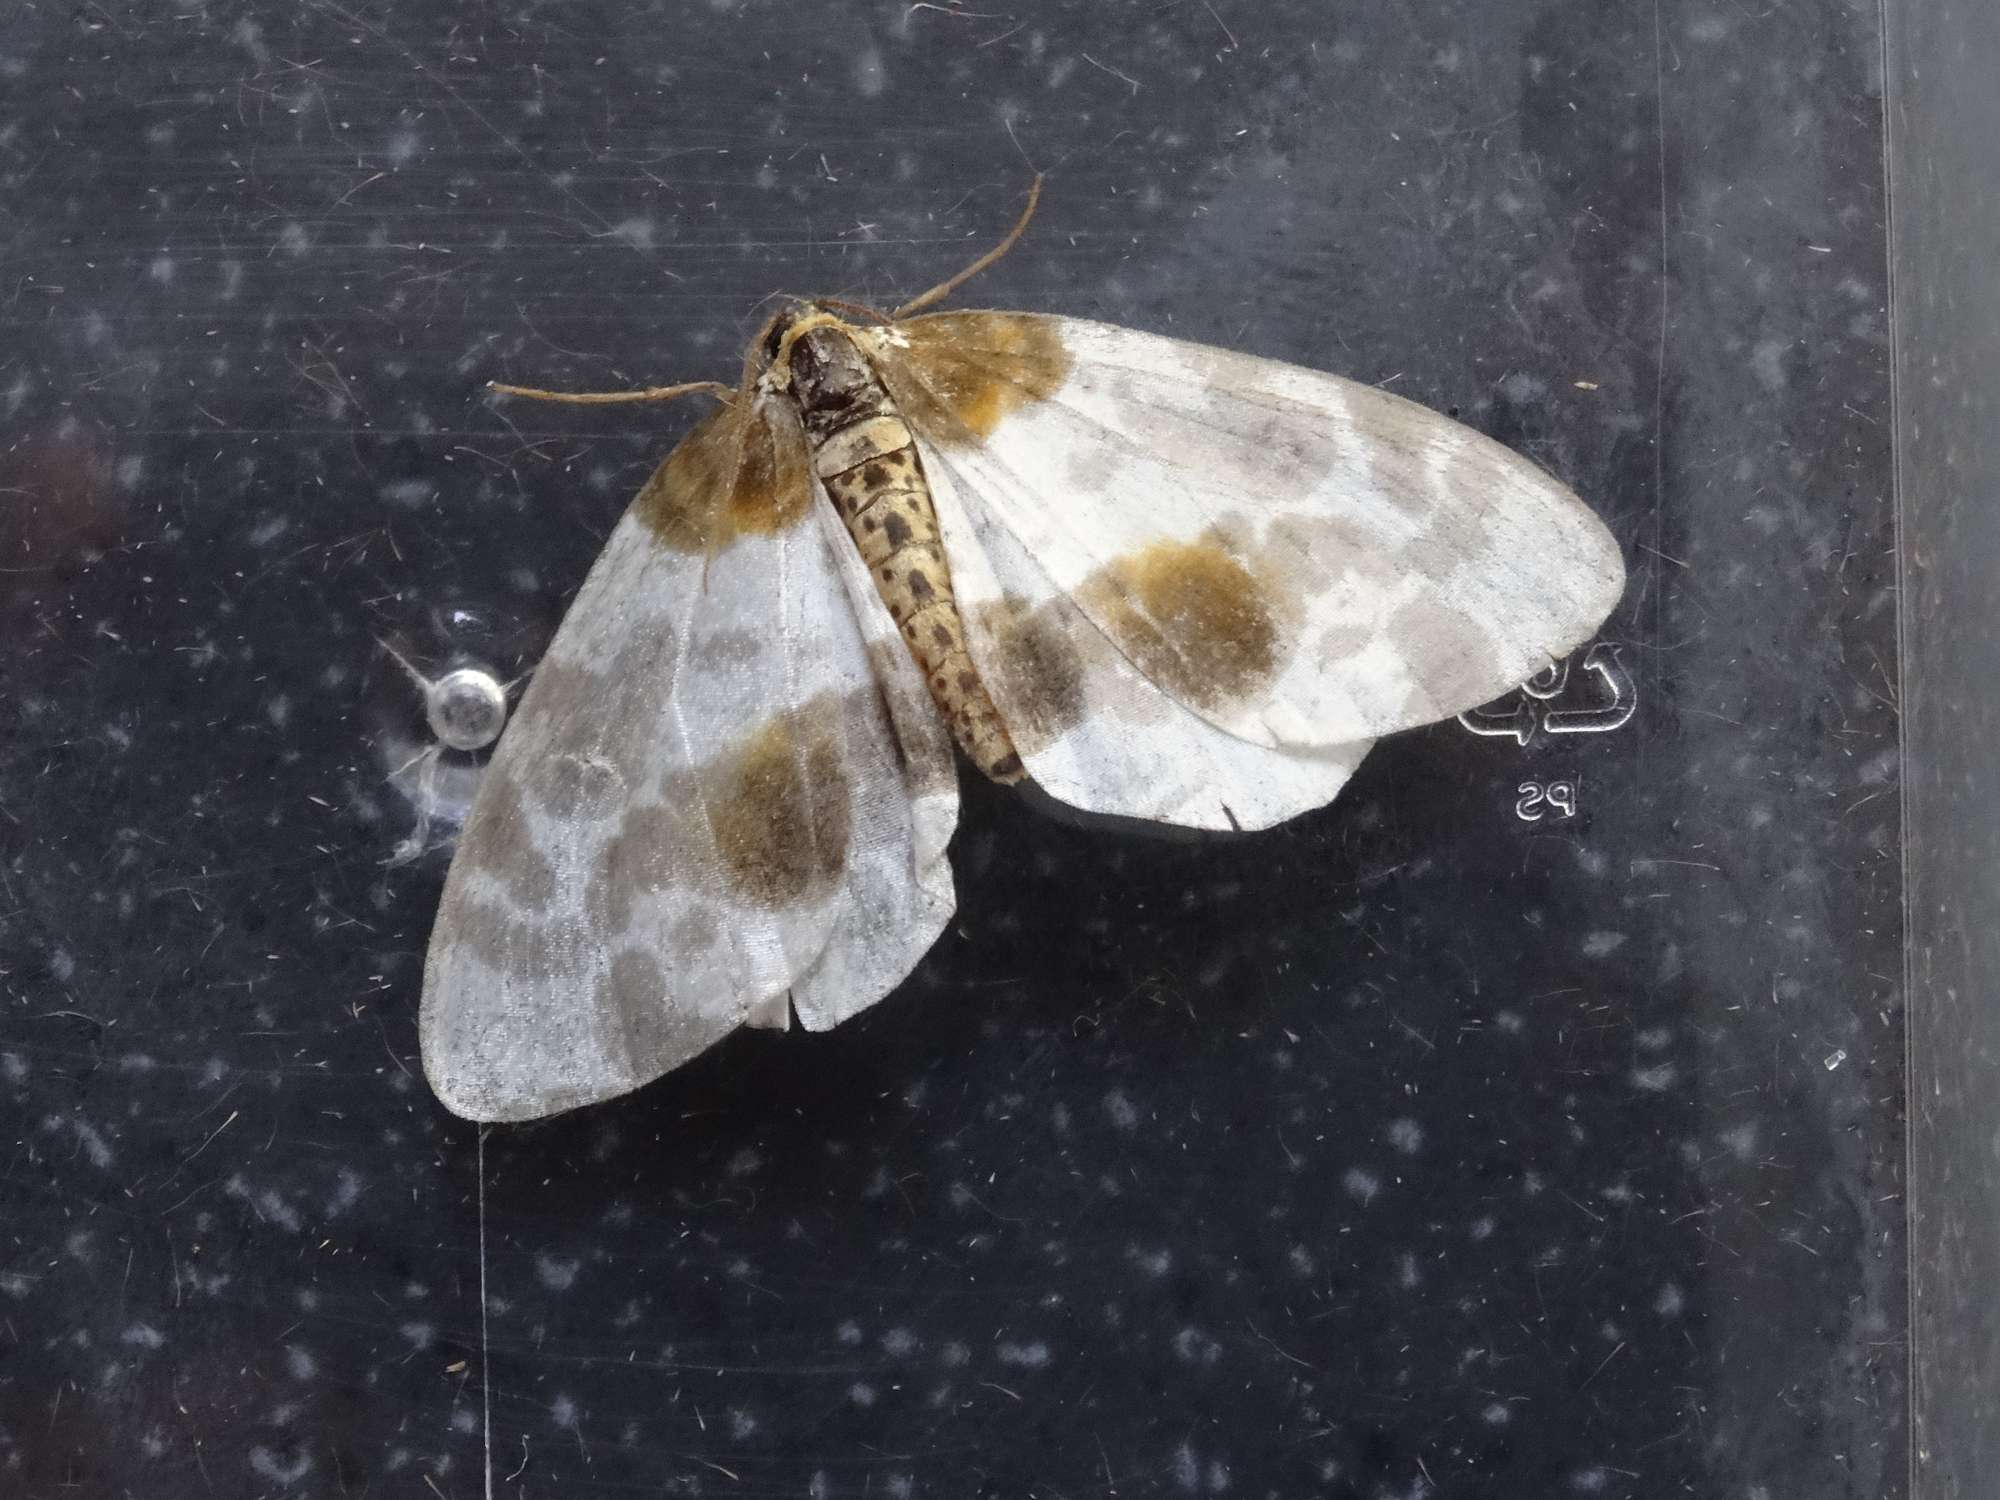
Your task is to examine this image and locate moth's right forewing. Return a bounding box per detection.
[876,313,1625,751]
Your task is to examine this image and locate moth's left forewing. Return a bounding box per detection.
[867,313,1624,751]
[422,396,955,1121]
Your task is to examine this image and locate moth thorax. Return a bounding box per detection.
[784,327,886,441]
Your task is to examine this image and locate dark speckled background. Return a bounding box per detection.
[0,2,1903,1497]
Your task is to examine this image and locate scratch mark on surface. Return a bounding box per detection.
[479,1126,494,1500]
[1651,0,1670,659]
[1201,0,1238,51]
[1080,53,1141,93]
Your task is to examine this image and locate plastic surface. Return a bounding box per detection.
[1888,0,2000,1495]
[1,2,1903,1495]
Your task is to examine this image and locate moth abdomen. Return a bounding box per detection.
[785,324,1025,785]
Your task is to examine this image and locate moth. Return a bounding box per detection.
[421,181,1625,1122]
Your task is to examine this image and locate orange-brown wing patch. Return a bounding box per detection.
[706,700,854,912]
[1078,534,1284,715]
[635,398,813,551]
[964,591,1089,753]
[875,312,1071,446]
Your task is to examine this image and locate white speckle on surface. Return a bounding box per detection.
[1385,1118,1423,1155]
[248,1447,311,1485]
[257,1191,302,1233]
[1,1053,25,1083]
[1570,1467,1608,1492]
[852,45,886,96]
[1719,1122,1759,1159]
[148,254,175,285]
[325,1168,361,1215]
[534,1254,579,1293]
[1581,931,1627,957]
[387,129,421,165]
[610,217,655,250]
[848,1382,877,1407]
[881,1327,916,1356]
[1172,1326,1221,1364]
[1103,1089,1139,1131]
[1630,1063,1676,1092]
[1751,337,1791,392]
[726,1146,762,1176]
[1469,1214,1496,1241]
[379,478,435,508]
[277,222,311,256]
[399,1321,434,1350]
[1174,1441,1200,1491]
[122,1323,165,1347]
[73,1119,113,1169]
[285,1345,317,1379]
[1483,1401,1512,1425]
[1341,1167,1380,1204]
[1655,1281,1685,1316]
[996,1340,1050,1368]
[231,16,268,60]
[837,1320,864,1345]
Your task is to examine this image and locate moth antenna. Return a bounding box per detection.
[816,296,894,325]
[486,379,734,407]
[891,175,1043,319]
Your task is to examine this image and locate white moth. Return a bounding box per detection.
[422,182,1625,1121]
